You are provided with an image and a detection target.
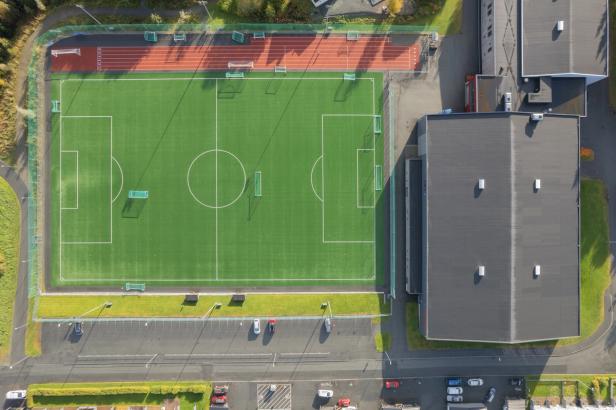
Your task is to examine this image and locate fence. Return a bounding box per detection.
[27,22,430,296]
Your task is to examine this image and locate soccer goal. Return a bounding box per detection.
[253,31,266,39]
[375,165,383,191]
[255,171,262,197]
[373,115,382,134]
[226,72,245,78]
[343,73,356,81]
[51,100,61,113]
[51,48,81,57]
[144,31,158,42]
[228,61,254,69]
[128,190,149,199]
[274,65,287,73]
[173,32,187,42]
[231,31,246,44]
[347,31,360,41]
[125,282,146,292]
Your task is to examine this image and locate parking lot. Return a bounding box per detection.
[208,376,525,409]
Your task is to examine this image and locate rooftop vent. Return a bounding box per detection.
[478,178,486,190]
[534,179,541,190]
[534,265,541,277]
[557,20,565,32]
[530,113,544,122]
[478,265,486,277]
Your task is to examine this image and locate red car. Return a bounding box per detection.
[213,385,229,395]
[385,380,400,389]
[210,395,227,405]
[337,397,351,407]
[268,319,277,333]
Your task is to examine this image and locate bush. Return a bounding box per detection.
[149,13,163,24]
[388,0,403,15]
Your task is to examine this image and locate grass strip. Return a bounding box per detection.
[528,375,614,404]
[37,293,389,318]
[0,177,20,363]
[374,332,391,352]
[25,297,41,357]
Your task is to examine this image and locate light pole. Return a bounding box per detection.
[198,1,213,20]
[71,301,113,323]
[75,4,103,25]
[201,302,222,320]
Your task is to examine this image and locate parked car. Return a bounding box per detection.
[324,317,332,333]
[384,380,400,389]
[485,387,496,403]
[510,377,524,386]
[73,321,83,336]
[447,395,463,403]
[210,395,226,405]
[253,318,260,335]
[5,391,27,400]
[447,387,463,395]
[317,389,334,398]
[267,319,276,334]
[467,378,484,387]
[447,377,463,386]
[337,397,351,407]
[213,385,229,395]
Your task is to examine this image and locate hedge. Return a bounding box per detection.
[27,382,209,408]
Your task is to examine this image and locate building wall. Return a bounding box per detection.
[480,0,496,75]
[418,116,429,336]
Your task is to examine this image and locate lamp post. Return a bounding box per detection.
[198,1,213,20]
[75,4,103,25]
[201,302,222,320]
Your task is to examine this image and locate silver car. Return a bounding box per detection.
[324,317,332,333]
[447,395,463,403]
[447,387,463,395]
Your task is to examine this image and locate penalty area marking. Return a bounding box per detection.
[186,149,247,209]
[310,156,323,202]
[112,157,124,203]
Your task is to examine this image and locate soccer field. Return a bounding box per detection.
[50,72,385,287]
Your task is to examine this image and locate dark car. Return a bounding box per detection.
[447,377,463,387]
[485,387,496,403]
[510,377,524,386]
[268,319,277,334]
[73,321,83,336]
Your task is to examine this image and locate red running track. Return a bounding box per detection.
[50,35,422,72]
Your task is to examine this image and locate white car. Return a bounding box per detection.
[467,378,484,387]
[317,389,334,398]
[253,319,261,335]
[447,395,463,403]
[447,387,463,395]
[6,390,26,400]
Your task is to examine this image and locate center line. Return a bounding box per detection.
[215,79,219,281]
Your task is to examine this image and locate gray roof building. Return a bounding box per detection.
[522,0,608,78]
[418,112,580,343]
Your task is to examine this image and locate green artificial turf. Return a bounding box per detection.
[51,72,384,287]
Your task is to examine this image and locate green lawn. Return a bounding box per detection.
[527,375,614,404]
[28,381,209,409]
[51,72,384,288]
[409,0,463,35]
[406,179,611,350]
[25,297,41,357]
[37,293,389,318]
[0,177,20,363]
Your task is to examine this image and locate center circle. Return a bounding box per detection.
[187,149,247,209]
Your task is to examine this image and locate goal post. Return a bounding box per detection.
[227,61,254,69]
[343,73,356,81]
[125,282,146,292]
[51,48,81,57]
[373,115,382,134]
[375,165,383,191]
[144,31,158,42]
[231,31,246,44]
[128,190,149,199]
[347,31,360,41]
[51,100,61,113]
[255,171,262,197]
[253,31,266,39]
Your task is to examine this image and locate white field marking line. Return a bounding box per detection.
[59,116,113,246]
[321,114,376,244]
[111,157,124,203]
[43,290,385,296]
[78,354,154,358]
[186,149,247,209]
[356,148,375,209]
[61,77,376,82]
[215,79,218,281]
[60,150,79,210]
[371,78,376,279]
[165,353,272,358]
[59,80,63,281]
[310,156,323,202]
[57,274,376,282]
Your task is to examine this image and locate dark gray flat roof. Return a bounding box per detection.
[423,113,579,343]
[522,0,608,76]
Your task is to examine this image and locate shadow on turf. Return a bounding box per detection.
[121,198,147,218]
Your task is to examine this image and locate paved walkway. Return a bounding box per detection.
[1,160,28,365]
